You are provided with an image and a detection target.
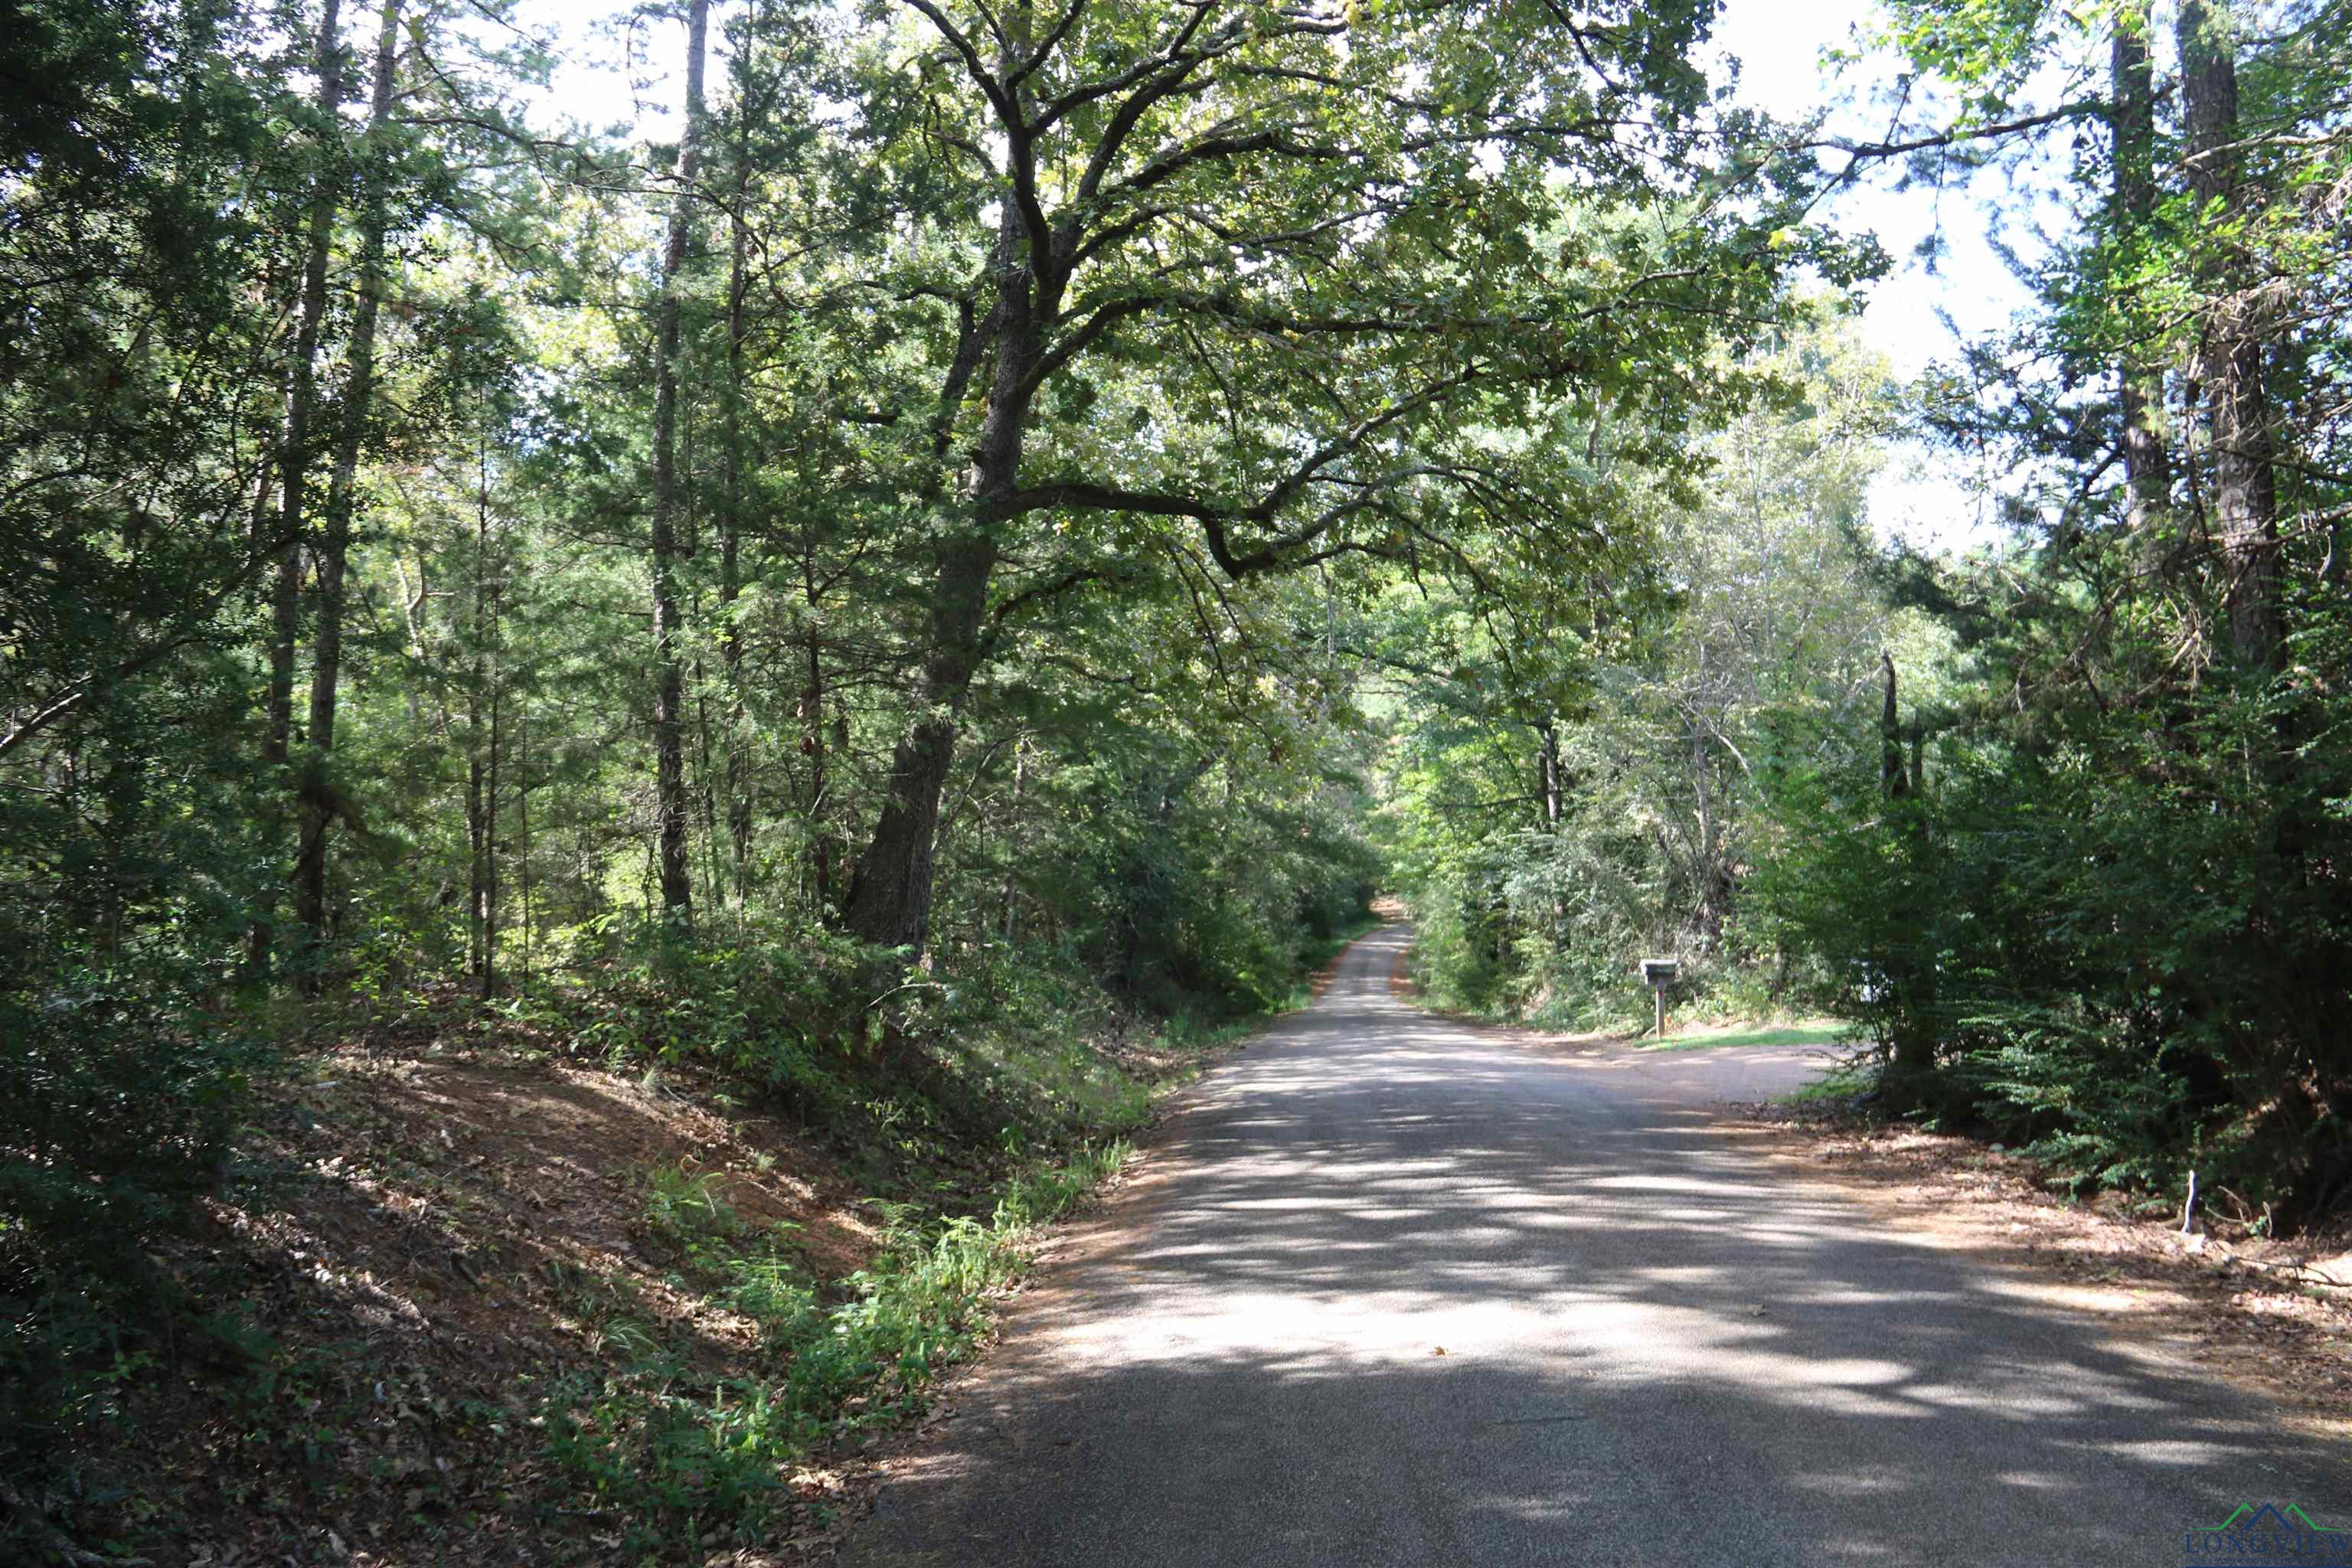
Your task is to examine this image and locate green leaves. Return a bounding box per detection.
[1377,316,1914,1030]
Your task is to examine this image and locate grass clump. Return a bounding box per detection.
[1778,1064,1880,1105]
[1642,1021,1854,1054]
[536,1140,1131,1551]
[642,1165,743,1244]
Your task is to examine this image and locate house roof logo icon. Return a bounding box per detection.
[2187,1503,2351,1564]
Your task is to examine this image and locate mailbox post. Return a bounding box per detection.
[1640,957,1679,1037]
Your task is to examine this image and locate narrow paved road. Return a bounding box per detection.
[845,927,2350,1566]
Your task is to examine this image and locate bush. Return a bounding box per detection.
[1751,678,2352,1217]
[0,957,265,1504]
[537,1142,1129,1550]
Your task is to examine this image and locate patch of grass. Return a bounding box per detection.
[1641,1021,1854,1054]
[1778,1063,1879,1104]
[642,1165,742,1243]
[537,1138,1132,1553]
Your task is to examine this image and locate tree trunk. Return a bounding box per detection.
[483,632,502,1000]
[1692,717,1730,942]
[266,0,346,772]
[694,658,724,912]
[802,631,830,913]
[844,528,999,950]
[1880,651,1909,800]
[648,0,710,926]
[1880,652,1935,1083]
[842,8,1044,953]
[720,189,753,905]
[517,702,532,991]
[253,0,345,973]
[467,746,487,982]
[2180,0,2282,672]
[1536,721,1563,830]
[2111,1,2171,556]
[1001,737,1027,942]
[292,0,402,964]
[840,286,1036,952]
[466,430,500,995]
[837,0,1058,949]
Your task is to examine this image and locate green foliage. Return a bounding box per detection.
[0,961,266,1493]
[1381,317,1913,1032]
[642,1166,743,1246]
[586,916,880,1093]
[1754,644,2352,1209]
[1640,1023,1853,1054]
[1826,0,2352,1214]
[540,1141,1128,1551]
[1746,729,1949,1069]
[1777,1063,1880,1106]
[0,2,295,1497]
[1027,746,1382,1019]
[15,0,2352,1550]
[0,0,1868,1552]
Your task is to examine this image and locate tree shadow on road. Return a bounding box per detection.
[846,933,2350,1566]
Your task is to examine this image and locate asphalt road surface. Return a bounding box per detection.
[843,926,2351,1566]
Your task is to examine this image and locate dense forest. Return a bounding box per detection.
[5,0,2350,1559]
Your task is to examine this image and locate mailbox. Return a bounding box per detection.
[1640,957,1678,1037]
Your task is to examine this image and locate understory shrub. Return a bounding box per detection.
[1752,682,2352,1218]
[0,953,266,1524]
[537,1141,1129,1548]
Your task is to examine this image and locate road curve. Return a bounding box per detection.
[843,925,2350,1566]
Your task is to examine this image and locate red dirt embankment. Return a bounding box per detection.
[136,1040,886,1564]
